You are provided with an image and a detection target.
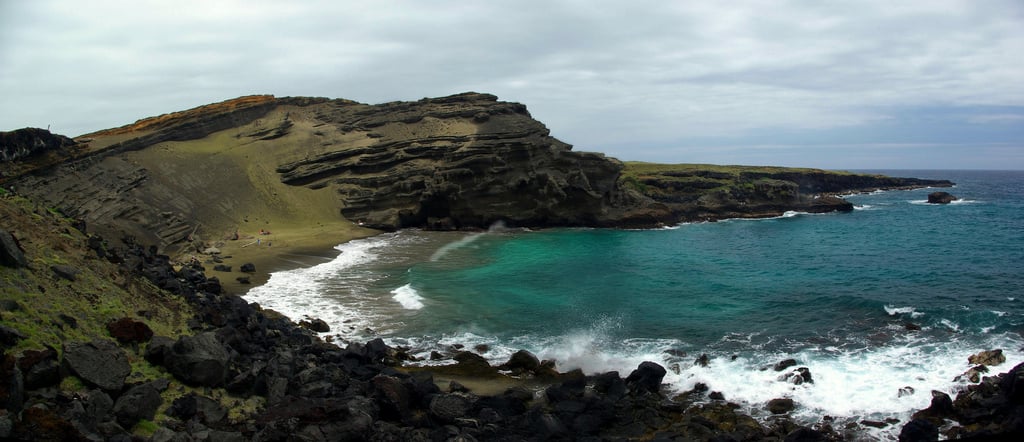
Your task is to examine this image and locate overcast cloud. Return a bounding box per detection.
[2,0,1022,169]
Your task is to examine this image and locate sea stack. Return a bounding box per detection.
[927,191,958,204]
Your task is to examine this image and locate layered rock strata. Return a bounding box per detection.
[1,92,953,251]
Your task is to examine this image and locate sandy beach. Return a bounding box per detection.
[182,221,380,295]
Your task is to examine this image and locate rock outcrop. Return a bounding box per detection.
[275,92,653,230]
[927,191,958,204]
[620,164,954,222]
[0,127,76,163]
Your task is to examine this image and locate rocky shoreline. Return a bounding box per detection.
[3,226,1022,441]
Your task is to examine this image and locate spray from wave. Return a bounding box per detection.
[391,283,425,309]
[429,220,511,261]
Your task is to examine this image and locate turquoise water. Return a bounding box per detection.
[246,170,1024,435]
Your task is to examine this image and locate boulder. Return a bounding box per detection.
[927,191,957,204]
[898,386,916,398]
[968,349,1005,366]
[767,398,796,414]
[773,358,798,371]
[899,418,938,441]
[499,349,541,374]
[1001,362,1024,404]
[106,317,154,344]
[298,318,330,333]
[167,393,227,425]
[957,365,990,383]
[240,262,256,273]
[162,332,231,387]
[0,229,28,268]
[785,427,828,442]
[213,264,232,272]
[144,335,175,365]
[18,348,60,389]
[62,340,131,391]
[449,351,499,377]
[429,392,474,423]
[113,380,164,427]
[50,264,80,281]
[63,388,113,434]
[911,390,954,424]
[0,324,25,347]
[625,361,667,393]
[592,371,626,398]
[778,367,814,385]
[1,354,24,413]
[545,376,586,402]
[694,353,710,367]
[372,375,413,421]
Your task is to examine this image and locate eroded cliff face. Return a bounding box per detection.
[276,92,651,229]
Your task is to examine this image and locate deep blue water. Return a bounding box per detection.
[247,170,1024,435]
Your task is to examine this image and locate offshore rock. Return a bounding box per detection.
[624,361,667,393]
[927,191,957,204]
[968,348,1005,366]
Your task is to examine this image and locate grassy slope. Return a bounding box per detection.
[111,105,379,291]
[0,194,267,435]
[0,194,192,352]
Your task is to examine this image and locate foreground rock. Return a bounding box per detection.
[911,362,1024,439]
[61,340,131,391]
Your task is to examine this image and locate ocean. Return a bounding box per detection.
[245,170,1024,438]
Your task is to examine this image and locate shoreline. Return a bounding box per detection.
[181,222,382,295]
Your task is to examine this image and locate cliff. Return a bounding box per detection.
[621,163,953,221]
[0,92,951,257]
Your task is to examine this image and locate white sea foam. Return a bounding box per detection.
[526,328,1022,440]
[940,319,962,333]
[910,198,977,206]
[405,325,1022,439]
[391,283,425,310]
[854,204,874,210]
[243,233,405,339]
[884,305,925,318]
[991,310,1009,317]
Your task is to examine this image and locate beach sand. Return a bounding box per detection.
[185,221,379,295]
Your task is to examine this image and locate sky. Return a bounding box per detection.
[2,0,1023,170]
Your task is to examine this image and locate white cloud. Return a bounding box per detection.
[2,0,1022,168]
